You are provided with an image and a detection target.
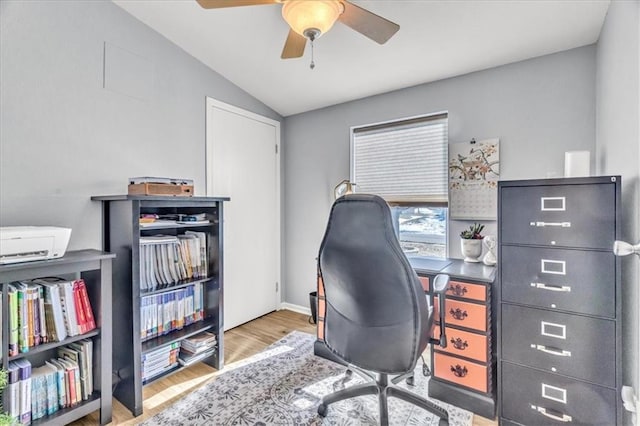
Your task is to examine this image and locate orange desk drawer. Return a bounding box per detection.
[434,352,488,393]
[446,280,486,302]
[434,296,487,332]
[419,276,430,291]
[317,319,324,340]
[432,326,488,362]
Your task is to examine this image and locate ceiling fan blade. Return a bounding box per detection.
[196,0,277,9]
[338,1,399,44]
[281,29,307,59]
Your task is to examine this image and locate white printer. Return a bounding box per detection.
[0,226,72,264]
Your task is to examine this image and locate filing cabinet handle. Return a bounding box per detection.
[533,406,573,422]
[529,221,572,228]
[530,282,572,292]
[531,344,571,357]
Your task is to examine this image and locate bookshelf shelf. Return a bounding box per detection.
[0,249,114,425]
[31,392,101,426]
[92,195,228,417]
[140,317,217,354]
[8,329,100,362]
[140,277,217,297]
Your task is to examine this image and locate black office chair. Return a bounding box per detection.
[317,194,449,426]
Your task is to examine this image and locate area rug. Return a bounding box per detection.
[141,331,473,425]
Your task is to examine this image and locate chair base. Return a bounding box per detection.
[318,372,449,426]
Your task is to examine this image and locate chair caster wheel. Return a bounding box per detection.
[318,403,328,417]
[406,376,415,386]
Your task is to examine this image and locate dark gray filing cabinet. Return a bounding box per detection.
[0,249,114,425]
[92,195,228,417]
[497,176,621,425]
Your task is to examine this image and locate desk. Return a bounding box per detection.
[314,257,496,419]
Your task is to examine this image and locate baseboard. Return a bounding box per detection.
[280,302,311,316]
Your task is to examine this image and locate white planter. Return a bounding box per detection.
[461,239,483,263]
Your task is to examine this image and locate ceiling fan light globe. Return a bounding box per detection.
[282,0,343,38]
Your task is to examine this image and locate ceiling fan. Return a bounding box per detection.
[195,0,399,63]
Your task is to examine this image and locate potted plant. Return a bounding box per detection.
[0,369,15,425]
[460,223,484,263]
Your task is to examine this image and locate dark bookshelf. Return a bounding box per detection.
[92,195,228,417]
[0,249,114,425]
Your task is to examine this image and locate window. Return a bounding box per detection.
[351,113,448,258]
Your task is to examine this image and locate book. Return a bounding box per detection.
[16,283,29,353]
[15,358,32,425]
[43,363,58,415]
[6,362,20,422]
[8,284,19,356]
[37,279,68,342]
[58,346,88,401]
[45,360,67,409]
[73,280,88,334]
[68,341,91,399]
[60,280,79,336]
[57,357,79,406]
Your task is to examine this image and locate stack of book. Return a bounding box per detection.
[140,283,204,341]
[6,278,96,355]
[179,331,217,366]
[139,232,208,291]
[5,340,94,424]
[141,342,180,384]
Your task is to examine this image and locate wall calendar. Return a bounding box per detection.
[449,138,500,220]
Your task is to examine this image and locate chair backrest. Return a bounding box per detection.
[318,194,431,374]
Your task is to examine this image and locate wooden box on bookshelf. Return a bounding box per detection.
[91,194,228,417]
[128,183,194,197]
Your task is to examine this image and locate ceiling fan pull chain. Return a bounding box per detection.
[310,38,315,70]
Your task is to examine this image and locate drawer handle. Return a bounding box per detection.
[449,308,468,320]
[447,284,468,296]
[450,364,468,377]
[530,221,571,228]
[450,337,469,350]
[531,282,571,292]
[531,344,572,357]
[532,405,573,422]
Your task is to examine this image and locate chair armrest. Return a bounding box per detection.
[430,273,449,349]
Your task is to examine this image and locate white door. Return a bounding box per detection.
[206,98,280,330]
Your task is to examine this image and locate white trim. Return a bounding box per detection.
[205,96,282,311]
[280,302,311,316]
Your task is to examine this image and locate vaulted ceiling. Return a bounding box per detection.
[114,0,610,116]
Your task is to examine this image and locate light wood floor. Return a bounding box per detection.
[72,310,497,426]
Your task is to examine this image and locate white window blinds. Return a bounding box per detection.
[352,114,448,203]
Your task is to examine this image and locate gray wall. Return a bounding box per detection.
[283,45,597,308]
[595,0,640,418]
[0,0,282,251]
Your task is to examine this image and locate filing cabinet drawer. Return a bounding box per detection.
[500,183,616,249]
[432,326,488,362]
[501,304,616,387]
[443,280,487,302]
[434,352,488,393]
[435,296,487,332]
[501,246,615,318]
[502,362,617,425]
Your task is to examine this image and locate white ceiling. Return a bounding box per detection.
[113,0,610,117]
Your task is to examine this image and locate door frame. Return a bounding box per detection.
[205,96,282,313]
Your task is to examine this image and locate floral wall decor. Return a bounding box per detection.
[449,138,500,219]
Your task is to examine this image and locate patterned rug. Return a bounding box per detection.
[141,331,473,425]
